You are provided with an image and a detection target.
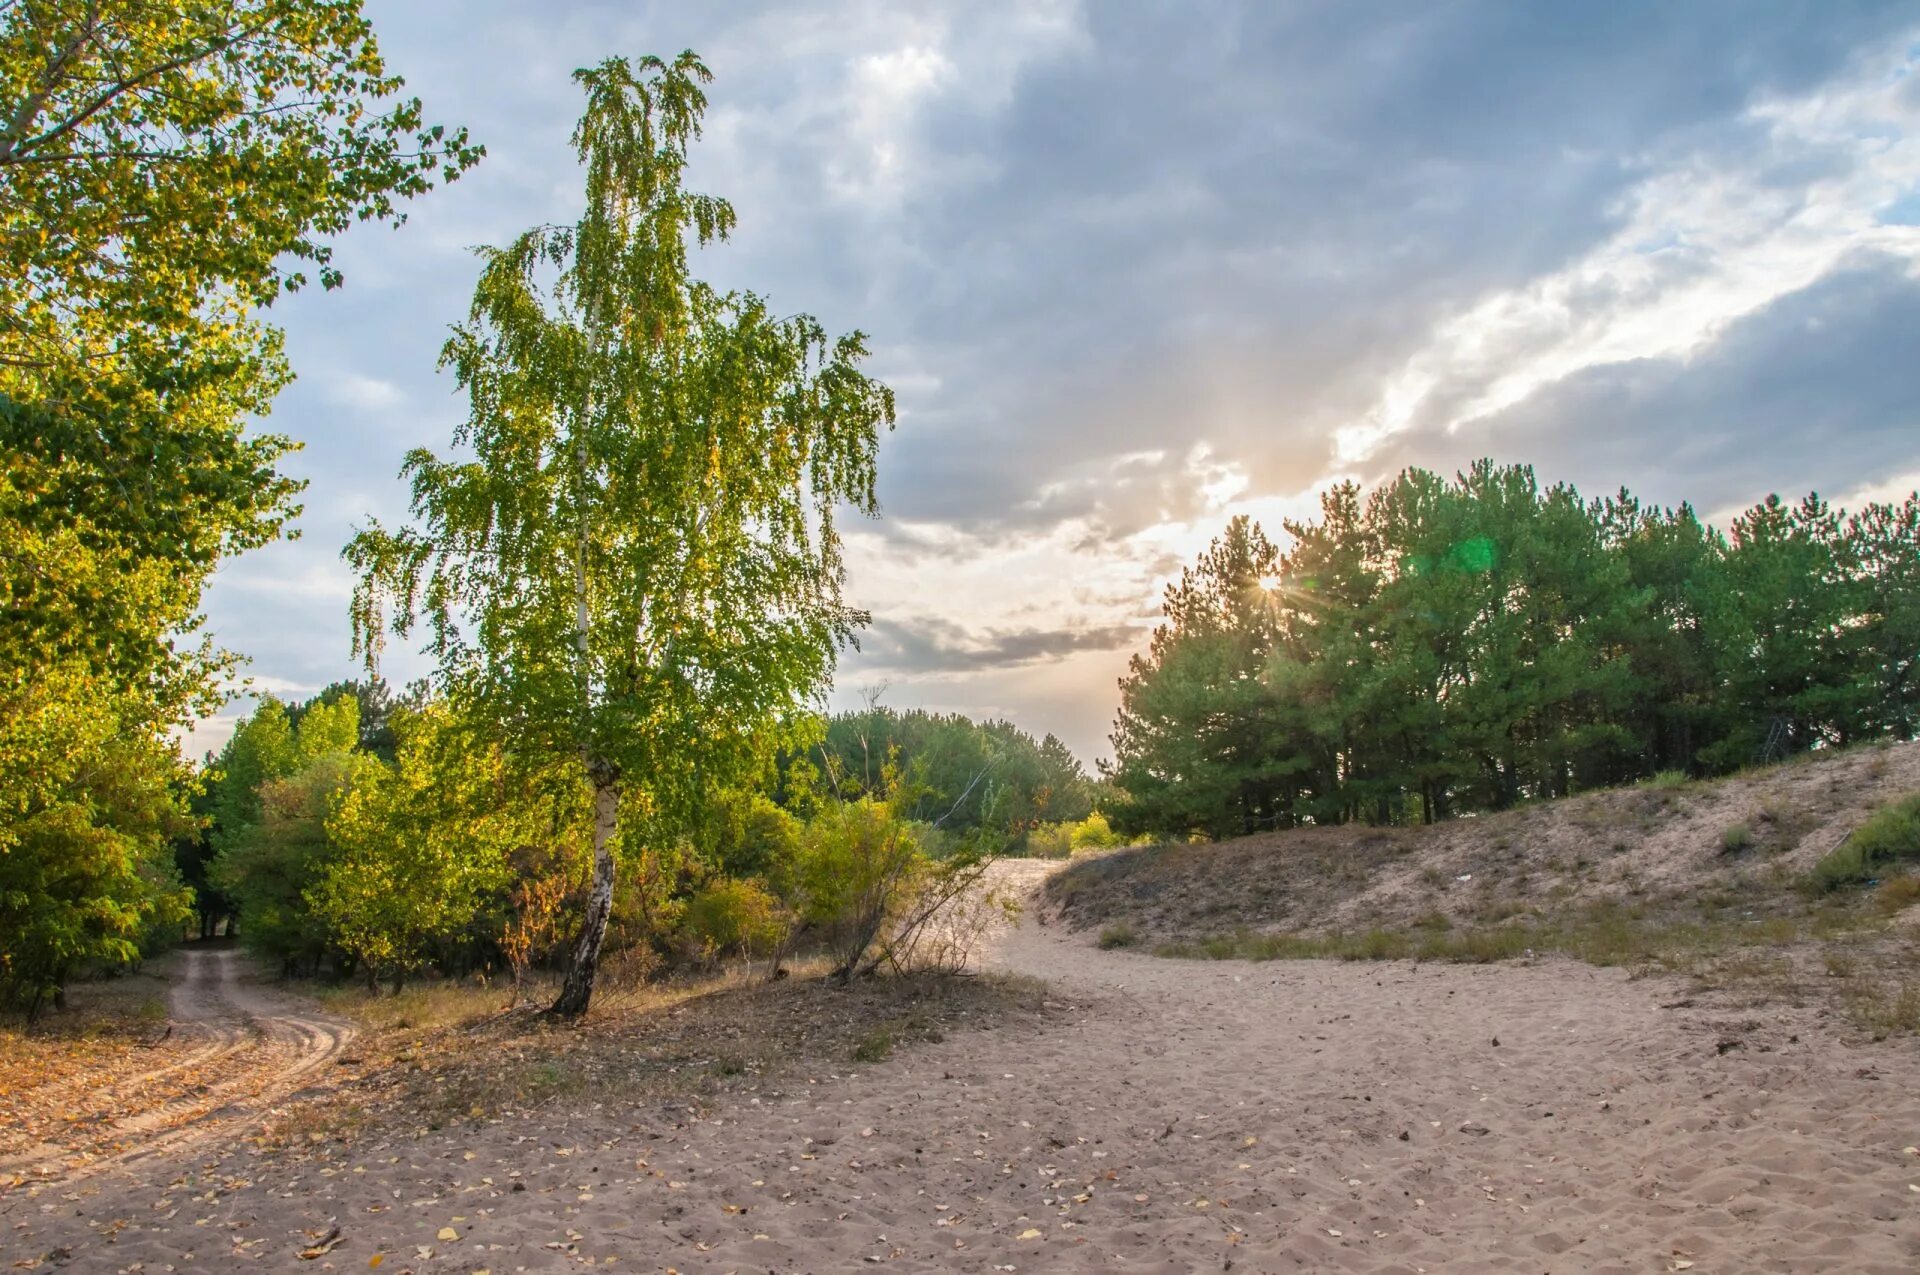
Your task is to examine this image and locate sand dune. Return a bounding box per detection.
[5,876,1919,1272]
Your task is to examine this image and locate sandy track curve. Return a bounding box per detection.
[7,866,1920,1272]
[0,947,355,1185]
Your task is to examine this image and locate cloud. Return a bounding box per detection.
[325,372,407,413]
[1380,256,1920,516]
[1336,30,1920,463]
[186,2,1920,766]
[857,615,1138,677]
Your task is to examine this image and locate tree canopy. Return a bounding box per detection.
[348,51,895,1016]
[0,1,475,1012]
[1108,462,1920,839]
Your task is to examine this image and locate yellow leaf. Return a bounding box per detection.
[438,1227,459,1241]
[1017,1228,1043,1240]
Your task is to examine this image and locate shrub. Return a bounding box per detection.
[1720,822,1755,853]
[1809,794,1920,891]
[1026,821,1074,859]
[1877,873,1920,914]
[1070,811,1129,851]
[1645,770,1692,791]
[678,878,789,966]
[794,796,923,980]
[1097,922,1137,949]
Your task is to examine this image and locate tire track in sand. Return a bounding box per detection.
[0,947,355,1186]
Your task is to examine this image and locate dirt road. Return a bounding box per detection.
[0,946,354,1185]
[6,877,1920,1272]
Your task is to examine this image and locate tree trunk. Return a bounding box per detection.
[550,765,620,1018]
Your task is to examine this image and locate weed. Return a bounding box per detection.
[1844,980,1920,1039]
[850,1028,894,1063]
[1721,823,1755,853]
[1096,922,1138,950]
[1877,874,1920,914]
[1809,793,1920,890]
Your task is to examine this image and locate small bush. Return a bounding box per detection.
[1070,811,1129,852]
[850,1027,895,1063]
[678,878,789,966]
[1809,794,1920,891]
[1845,980,1920,1039]
[1720,823,1755,854]
[1096,922,1138,949]
[1645,770,1692,791]
[1026,822,1075,859]
[1877,873,1920,914]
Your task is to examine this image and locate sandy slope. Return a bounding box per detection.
[6,881,1920,1272]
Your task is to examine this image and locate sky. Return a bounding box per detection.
[194,0,1920,765]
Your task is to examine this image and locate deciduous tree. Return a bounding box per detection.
[348,52,893,1017]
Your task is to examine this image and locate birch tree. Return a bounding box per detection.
[347,52,894,1017]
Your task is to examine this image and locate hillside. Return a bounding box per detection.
[1045,742,1920,1028]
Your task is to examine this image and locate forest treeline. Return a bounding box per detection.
[1108,462,1920,839]
[0,4,480,1016]
[187,692,1116,990]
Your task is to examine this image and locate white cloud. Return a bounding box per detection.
[326,372,407,413]
[1336,32,1920,464]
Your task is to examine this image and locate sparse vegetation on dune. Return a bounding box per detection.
[1051,742,1920,1034]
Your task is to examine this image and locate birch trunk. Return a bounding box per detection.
[550,761,619,1017]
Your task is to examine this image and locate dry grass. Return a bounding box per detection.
[264,964,1052,1149]
[0,956,186,1159]
[1049,742,1920,944]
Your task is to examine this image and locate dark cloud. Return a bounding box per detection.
[1380,257,1920,514]
[857,616,1139,676]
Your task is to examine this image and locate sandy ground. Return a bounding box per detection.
[1,947,354,1185]
[6,874,1920,1273]
[1048,741,1920,942]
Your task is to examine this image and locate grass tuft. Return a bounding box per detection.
[1809,793,1920,891]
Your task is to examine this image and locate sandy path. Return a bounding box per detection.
[0,947,355,1185]
[6,876,1920,1272]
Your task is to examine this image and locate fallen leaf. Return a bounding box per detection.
[438,1227,459,1241]
[1017,1228,1043,1240]
[298,1226,343,1260]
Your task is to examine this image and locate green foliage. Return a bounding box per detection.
[207,695,362,971]
[347,51,892,1016]
[678,878,788,966]
[792,795,924,981]
[1810,795,1920,891]
[313,703,548,986]
[1721,823,1755,853]
[0,2,474,1008]
[1108,463,1920,839]
[0,0,481,373]
[213,753,361,974]
[811,705,1098,846]
[688,787,804,888]
[1027,810,1132,859]
[0,669,193,1015]
[1069,811,1118,848]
